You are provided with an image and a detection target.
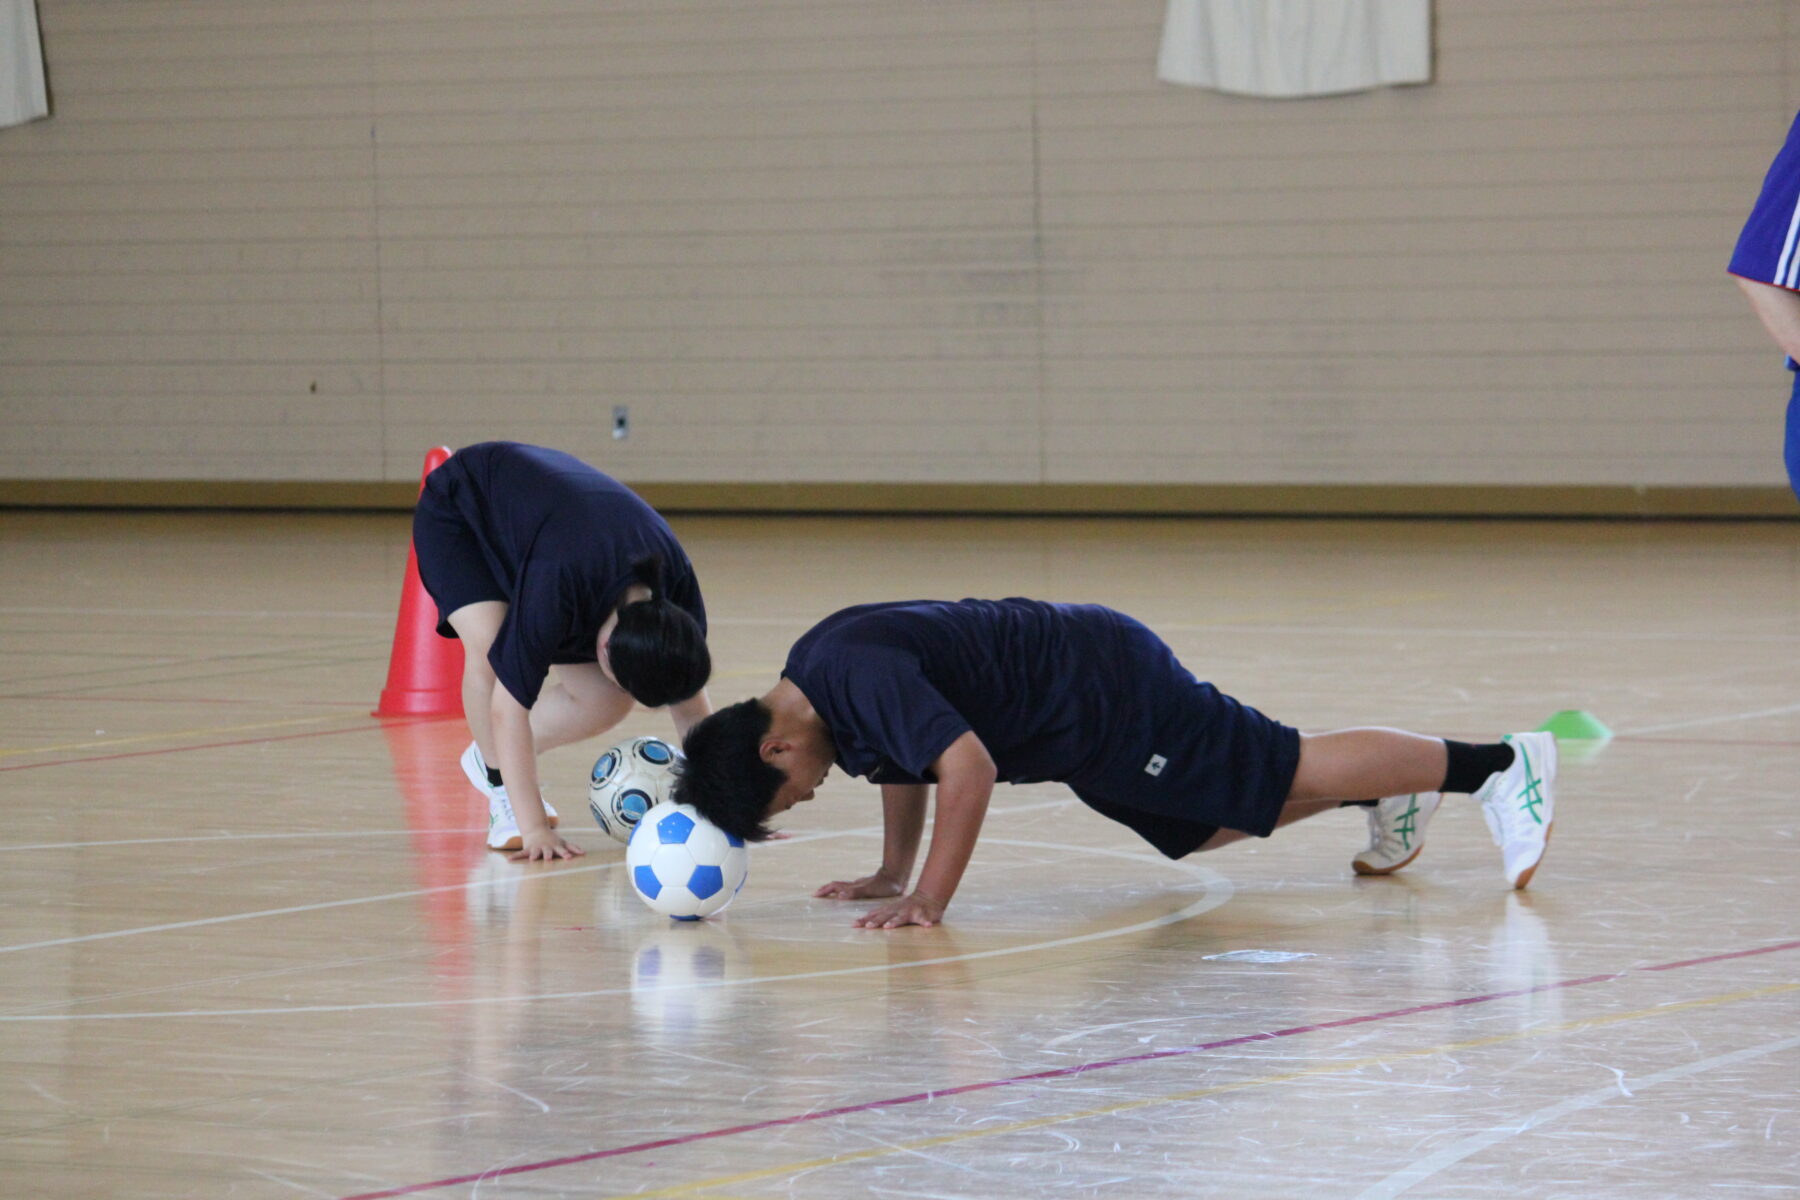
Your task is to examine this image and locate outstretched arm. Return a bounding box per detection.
[854,731,996,929]
[816,783,927,900]
[491,685,584,861]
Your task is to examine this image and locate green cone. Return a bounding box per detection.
[1536,709,1613,742]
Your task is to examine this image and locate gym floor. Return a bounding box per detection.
[1,510,1796,1199]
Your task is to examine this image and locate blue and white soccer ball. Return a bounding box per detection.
[588,736,683,845]
[626,801,749,920]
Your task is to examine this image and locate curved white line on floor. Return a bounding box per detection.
[0,830,1231,1022]
[0,798,1078,956]
[1354,1033,1800,1199]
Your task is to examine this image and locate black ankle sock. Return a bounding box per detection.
[1442,740,1514,794]
[486,766,504,788]
[1337,799,1379,808]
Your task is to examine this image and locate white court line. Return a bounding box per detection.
[0,607,798,625]
[0,829,488,852]
[0,799,1078,957]
[0,839,1230,1023]
[1617,701,1800,737]
[5,606,1796,644]
[1354,1033,1800,1199]
[1155,621,1800,645]
[0,869,625,957]
[245,1169,337,1199]
[0,606,395,620]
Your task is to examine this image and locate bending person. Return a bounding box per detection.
[675,598,1554,928]
[414,442,711,860]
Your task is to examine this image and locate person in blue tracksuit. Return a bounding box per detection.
[1729,109,1800,500]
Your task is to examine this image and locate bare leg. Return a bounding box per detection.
[1196,728,1446,852]
[1198,797,1341,851]
[531,662,635,752]
[1286,728,1447,801]
[445,600,508,764]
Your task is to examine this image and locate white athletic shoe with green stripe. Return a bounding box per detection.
[1352,791,1441,876]
[461,742,557,852]
[1473,731,1557,890]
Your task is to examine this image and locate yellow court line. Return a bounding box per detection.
[0,714,345,759]
[609,980,1800,1200]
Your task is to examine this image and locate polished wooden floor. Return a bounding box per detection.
[2,511,1797,1200]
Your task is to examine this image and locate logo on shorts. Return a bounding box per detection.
[1145,754,1167,776]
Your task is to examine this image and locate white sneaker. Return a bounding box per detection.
[1474,731,1556,890]
[484,789,522,852]
[1352,792,1441,876]
[461,742,557,852]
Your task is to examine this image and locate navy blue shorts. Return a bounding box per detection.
[1070,621,1301,859]
[411,460,507,639]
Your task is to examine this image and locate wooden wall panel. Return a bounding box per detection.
[0,0,1793,495]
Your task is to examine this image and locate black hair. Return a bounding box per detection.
[607,555,711,708]
[673,698,785,843]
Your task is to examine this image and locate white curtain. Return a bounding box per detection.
[2,0,48,128]
[1158,0,1431,99]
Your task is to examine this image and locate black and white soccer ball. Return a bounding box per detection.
[588,736,683,845]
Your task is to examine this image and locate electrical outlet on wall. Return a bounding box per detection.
[612,405,630,440]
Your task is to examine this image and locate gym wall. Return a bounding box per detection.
[0,1,1794,513]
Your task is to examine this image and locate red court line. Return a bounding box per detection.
[338,937,1800,1200]
[0,717,451,773]
[1639,939,1800,972]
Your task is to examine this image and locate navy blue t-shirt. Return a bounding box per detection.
[783,599,1153,787]
[781,598,1303,856]
[426,442,705,708]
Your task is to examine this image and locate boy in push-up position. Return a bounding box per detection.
[674,598,1555,929]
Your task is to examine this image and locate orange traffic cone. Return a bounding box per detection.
[373,446,465,718]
